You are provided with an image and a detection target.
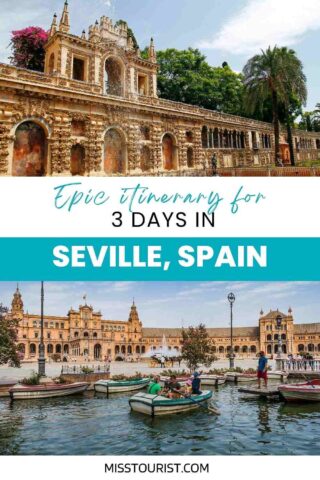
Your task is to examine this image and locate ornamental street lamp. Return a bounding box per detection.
[228,293,236,369]
[275,314,283,370]
[38,281,46,377]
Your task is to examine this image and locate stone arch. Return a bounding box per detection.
[47,344,53,354]
[187,147,194,168]
[201,126,208,148]
[218,346,224,353]
[104,127,127,174]
[140,145,152,172]
[121,345,126,354]
[94,343,102,359]
[136,345,140,354]
[267,344,272,354]
[250,345,257,354]
[70,144,86,176]
[30,343,36,355]
[63,344,69,354]
[12,120,48,176]
[162,133,178,171]
[104,55,125,97]
[308,344,315,352]
[242,346,248,353]
[115,345,120,354]
[282,344,287,354]
[83,332,89,338]
[141,346,146,354]
[55,344,62,354]
[127,345,132,355]
[267,334,272,341]
[281,334,286,340]
[18,343,25,354]
[234,346,240,353]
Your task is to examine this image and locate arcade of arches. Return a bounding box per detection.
[7,287,320,362]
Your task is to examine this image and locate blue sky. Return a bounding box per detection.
[1,282,319,328]
[0,0,319,110]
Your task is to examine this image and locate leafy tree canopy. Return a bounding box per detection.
[181,324,216,372]
[0,312,21,367]
[10,27,48,72]
[143,48,244,115]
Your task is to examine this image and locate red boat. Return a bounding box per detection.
[279,379,320,402]
[9,382,89,400]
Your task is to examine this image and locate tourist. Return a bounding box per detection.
[191,372,202,395]
[160,355,165,368]
[257,351,268,388]
[165,375,182,398]
[148,376,162,396]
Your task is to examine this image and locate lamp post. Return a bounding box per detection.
[275,314,283,371]
[228,293,236,369]
[38,281,46,377]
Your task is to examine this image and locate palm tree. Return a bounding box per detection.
[243,46,307,166]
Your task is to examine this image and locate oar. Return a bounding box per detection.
[300,372,316,388]
[171,388,220,415]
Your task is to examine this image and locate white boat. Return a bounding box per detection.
[225,372,257,383]
[9,382,89,400]
[200,375,226,386]
[94,378,150,394]
[279,380,320,402]
[129,390,213,416]
[267,371,288,381]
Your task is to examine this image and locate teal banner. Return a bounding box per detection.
[0,237,319,281]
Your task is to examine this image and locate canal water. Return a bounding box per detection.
[1,383,320,455]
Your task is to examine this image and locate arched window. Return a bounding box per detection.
[282,345,287,354]
[105,57,124,97]
[274,334,279,341]
[48,53,55,74]
[162,133,177,170]
[308,344,315,352]
[70,144,85,176]
[187,147,194,168]
[140,145,152,172]
[136,346,140,354]
[242,346,248,353]
[141,346,146,354]
[121,345,126,354]
[218,346,224,353]
[47,344,53,354]
[83,332,89,338]
[93,332,97,338]
[74,331,79,338]
[298,344,304,352]
[250,345,257,353]
[94,344,102,359]
[30,343,36,355]
[104,128,126,174]
[115,345,120,354]
[13,121,47,176]
[267,344,272,354]
[267,334,272,341]
[64,344,69,354]
[234,346,240,353]
[281,334,286,340]
[18,343,25,354]
[56,344,62,354]
[201,126,208,148]
[127,345,132,355]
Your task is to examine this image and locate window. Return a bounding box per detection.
[59,333,63,340]
[138,74,148,95]
[35,332,39,338]
[73,57,85,81]
[61,323,64,329]
[47,333,51,339]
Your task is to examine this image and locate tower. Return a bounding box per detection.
[11,285,24,319]
[59,1,70,34]
[148,38,157,63]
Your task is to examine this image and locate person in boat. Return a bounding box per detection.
[165,375,182,398]
[148,376,162,396]
[257,351,268,388]
[191,372,202,395]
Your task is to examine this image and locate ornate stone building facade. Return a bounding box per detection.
[0,1,320,177]
[7,286,320,362]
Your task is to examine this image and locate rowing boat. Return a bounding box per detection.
[279,379,320,402]
[129,390,213,416]
[94,378,150,394]
[267,371,288,381]
[9,382,89,400]
[225,372,257,383]
[200,375,226,386]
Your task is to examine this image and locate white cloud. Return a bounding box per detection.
[199,0,320,55]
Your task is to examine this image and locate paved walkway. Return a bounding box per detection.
[0,358,258,381]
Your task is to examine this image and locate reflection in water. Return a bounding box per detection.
[1,384,320,455]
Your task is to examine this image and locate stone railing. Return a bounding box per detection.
[218,166,320,177]
[61,364,110,374]
[280,359,320,372]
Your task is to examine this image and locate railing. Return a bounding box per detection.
[61,364,110,375]
[280,359,320,372]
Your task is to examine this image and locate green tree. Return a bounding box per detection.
[0,307,20,367]
[243,46,307,165]
[181,324,216,372]
[148,48,243,115]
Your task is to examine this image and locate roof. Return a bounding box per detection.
[260,310,288,320]
[294,323,320,334]
[142,326,259,338]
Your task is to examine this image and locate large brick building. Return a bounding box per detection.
[7,286,320,362]
[0,1,320,177]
